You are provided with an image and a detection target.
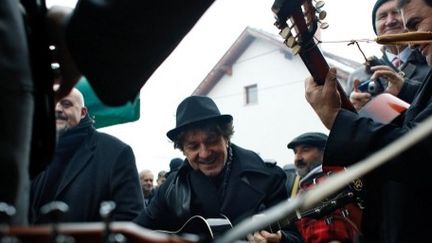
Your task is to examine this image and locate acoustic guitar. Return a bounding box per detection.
[157,215,233,240]
[271,0,409,124]
[163,200,362,240]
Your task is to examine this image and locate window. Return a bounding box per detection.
[245,84,258,105]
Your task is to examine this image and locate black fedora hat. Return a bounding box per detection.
[167,96,233,141]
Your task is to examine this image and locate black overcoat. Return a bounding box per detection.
[134,144,302,242]
[30,128,144,223]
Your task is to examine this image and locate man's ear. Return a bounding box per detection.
[81,107,88,118]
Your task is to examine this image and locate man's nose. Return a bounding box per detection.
[294,152,302,161]
[55,102,63,111]
[387,13,400,25]
[198,144,211,158]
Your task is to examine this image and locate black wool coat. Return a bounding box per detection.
[134,144,302,242]
[30,127,144,223]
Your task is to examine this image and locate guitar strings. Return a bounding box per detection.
[313,36,377,64]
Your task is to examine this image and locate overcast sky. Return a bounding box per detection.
[47,0,381,174]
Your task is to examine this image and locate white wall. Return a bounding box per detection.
[208,38,328,167]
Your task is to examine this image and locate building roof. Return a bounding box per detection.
[193,27,362,96]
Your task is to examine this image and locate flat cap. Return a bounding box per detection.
[287,132,328,149]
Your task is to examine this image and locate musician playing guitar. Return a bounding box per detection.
[272,0,432,242]
[134,96,303,243]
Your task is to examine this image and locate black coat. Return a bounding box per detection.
[134,144,302,242]
[324,68,432,242]
[30,127,144,223]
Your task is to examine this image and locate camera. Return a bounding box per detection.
[357,56,387,95]
[358,79,386,95]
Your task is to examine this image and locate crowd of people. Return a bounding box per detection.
[2,0,432,242]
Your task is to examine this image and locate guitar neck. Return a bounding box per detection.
[299,42,356,112]
[266,186,359,233]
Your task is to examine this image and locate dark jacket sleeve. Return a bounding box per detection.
[398,78,422,103]
[133,170,187,231]
[65,0,214,106]
[109,144,144,221]
[324,104,432,184]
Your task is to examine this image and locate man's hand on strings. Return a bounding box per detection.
[350,79,372,111]
[305,67,341,130]
[370,65,404,96]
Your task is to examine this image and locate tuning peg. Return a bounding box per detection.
[0,203,19,243]
[0,202,16,224]
[314,0,325,9]
[100,201,127,243]
[100,201,116,221]
[318,10,327,20]
[291,45,301,55]
[40,202,75,243]
[319,21,329,29]
[40,201,69,223]
[279,26,292,40]
[285,36,297,48]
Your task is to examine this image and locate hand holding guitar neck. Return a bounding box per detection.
[272,0,356,112]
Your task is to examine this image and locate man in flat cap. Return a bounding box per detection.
[287,132,327,180]
[134,96,302,242]
[287,132,362,242]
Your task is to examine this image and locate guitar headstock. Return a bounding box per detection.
[271,0,328,54]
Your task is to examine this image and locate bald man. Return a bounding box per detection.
[139,169,155,205]
[29,88,143,223]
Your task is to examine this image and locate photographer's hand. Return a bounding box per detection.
[350,79,372,111]
[370,65,404,96]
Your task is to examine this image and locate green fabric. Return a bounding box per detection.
[76,77,140,128]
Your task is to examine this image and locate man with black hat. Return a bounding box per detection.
[346,0,429,110]
[134,96,302,242]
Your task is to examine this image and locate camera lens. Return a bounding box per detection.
[368,81,376,94]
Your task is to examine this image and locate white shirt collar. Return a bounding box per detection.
[385,47,411,63]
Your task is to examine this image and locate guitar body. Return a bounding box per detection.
[157,215,233,240]
[295,166,363,243]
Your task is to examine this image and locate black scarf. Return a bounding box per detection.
[209,145,233,202]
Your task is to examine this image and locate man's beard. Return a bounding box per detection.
[55,112,69,136]
[295,159,321,177]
